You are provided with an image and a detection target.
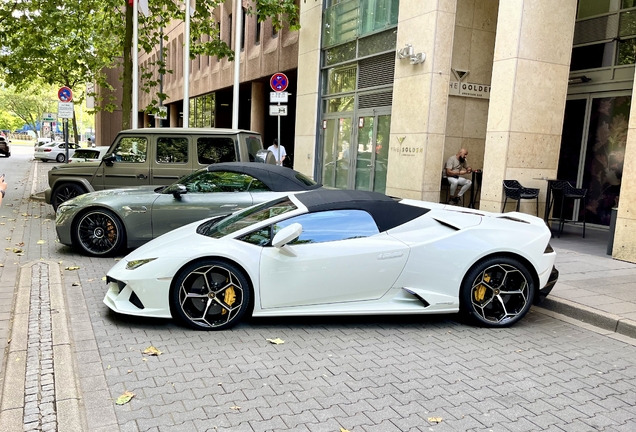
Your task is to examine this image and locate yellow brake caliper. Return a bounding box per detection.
[474,274,491,302]
[221,279,237,315]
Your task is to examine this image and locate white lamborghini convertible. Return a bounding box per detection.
[104,190,558,330]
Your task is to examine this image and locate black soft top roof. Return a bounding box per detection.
[206,162,322,192]
[294,189,430,232]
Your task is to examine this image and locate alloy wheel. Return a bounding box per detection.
[470,263,530,325]
[76,211,122,255]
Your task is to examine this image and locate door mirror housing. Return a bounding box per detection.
[272,223,303,248]
[103,154,116,166]
[171,184,188,199]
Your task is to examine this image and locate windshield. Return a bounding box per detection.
[198,197,297,239]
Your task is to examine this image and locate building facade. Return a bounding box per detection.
[97,0,636,262]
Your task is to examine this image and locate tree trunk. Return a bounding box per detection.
[72,109,79,144]
[122,3,133,130]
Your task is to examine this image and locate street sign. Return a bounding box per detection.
[270,92,288,103]
[58,102,74,119]
[269,105,288,116]
[58,86,73,102]
[42,112,56,121]
[270,73,289,92]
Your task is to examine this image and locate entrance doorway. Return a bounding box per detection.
[558,93,630,226]
[321,111,391,193]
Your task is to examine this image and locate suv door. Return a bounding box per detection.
[151,135,191,184]
[99,136,151,190]
[194,136,238,168]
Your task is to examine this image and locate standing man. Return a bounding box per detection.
[267,138,287,166]
[444,148,472,205]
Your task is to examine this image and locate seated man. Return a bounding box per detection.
[444,148,472,205]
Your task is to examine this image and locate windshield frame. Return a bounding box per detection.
[197,194,306,240]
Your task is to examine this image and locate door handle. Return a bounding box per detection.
[137,174,148,179]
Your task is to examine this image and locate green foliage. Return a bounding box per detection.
[0,85,57,136]
[0,110,25,132]
[0,0,300,131]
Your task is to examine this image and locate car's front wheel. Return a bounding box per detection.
[170,259,251,331]
[51,183,86,211]
[73,208,126,256]
[460,256,535,327]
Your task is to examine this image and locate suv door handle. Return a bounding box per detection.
[137,174,148,179]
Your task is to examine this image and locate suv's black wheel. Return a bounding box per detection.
[52,183,86,211]
[73,208,126,256]
[170,259,251,331]
[56,153,66,163]
[460,256,535,327]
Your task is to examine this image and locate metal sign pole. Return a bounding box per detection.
[64,119,69,163]
[277,102,281,166]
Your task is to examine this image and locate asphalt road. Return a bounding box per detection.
[2,150,636,431]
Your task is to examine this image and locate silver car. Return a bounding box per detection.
[55,163,321,256]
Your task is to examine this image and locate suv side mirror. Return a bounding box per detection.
[103,154,116,166]
[172,184,188,199]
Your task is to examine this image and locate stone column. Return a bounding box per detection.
[385,1,457,201]
[169,104,179,127]
[613,83,636,261]
[250,82,265,137]
[480,0,577,214]
[293,0,323,178]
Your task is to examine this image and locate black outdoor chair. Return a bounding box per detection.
[502,180,540,216]
[558,181,587,238]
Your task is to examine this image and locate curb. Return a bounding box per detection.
[539,296,636,339]
[0,261,85,431]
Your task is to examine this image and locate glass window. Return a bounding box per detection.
[326,64,357,94]
[178,171,257,193]
[273,210,379,245]
[248,179,270,192]
[73,149,101,159]
[156,137,188,164]
[239,226,271,246]
[624,0,636,9]
[295,173,318,187]
[245,136,262,162]
[618,38,636,64]
[255,19,261,44]
[570,42,615,70]
[620,10,636,36]
[358,29,397,57]
[324,42,356,66]
[577,0,611,19]
[325,96,355,113]
[111,137,147,163]
[200,198,297,239]
[197,137,237,164]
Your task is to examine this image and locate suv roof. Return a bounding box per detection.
[118,128,260,135]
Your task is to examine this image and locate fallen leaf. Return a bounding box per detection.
[0,223,4,225]
[16,253,24,256]
[21,213,29,217]
[142,346,162,356]
[102,276,107,281]
[114,258,121,261]
[65,266,80,271]
[230,406,241,411]
[127,370,132,374]
[266,338,285,345]
[0,264,4,267]
[142,358,148,362]
[87,278,95,282]
[115,391,135,405]
[33,216,40,219]
[72,282,80,286]
[340,429,350,432]
[13,248,23,253]
[15,242,24,246]
[7,338,11,344]
[107,365,111,369]
[36,240,46,244]
[58,261,63,264]
[5,238,9,240]
[428,417,443,424]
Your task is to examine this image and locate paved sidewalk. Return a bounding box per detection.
[541,225,636,339]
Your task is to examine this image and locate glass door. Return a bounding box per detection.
[354,112,390,193]
[322,117,353,189]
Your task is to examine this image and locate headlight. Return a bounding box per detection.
[126,258,157,270]
[544,243,554,254]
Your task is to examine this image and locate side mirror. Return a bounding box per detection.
[272,223,302,248]
[103,154,116,166]
[172,184,187,199]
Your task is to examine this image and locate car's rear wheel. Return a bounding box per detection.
[73,208,126,256]
[460,256,535,327]
[170,259,251,331]
[56,153,66,163]
[52,183,86,211]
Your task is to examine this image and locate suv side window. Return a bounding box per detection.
[197,137,237,165]
[112,137,148,163]
[245,136,261,162]
[157,137,188,163]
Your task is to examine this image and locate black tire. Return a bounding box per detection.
[72,208,126,257]
[5,152,9,157]
[170,259,252,330]
[52,183,86,211]
[460,256,535,327]
[56,153,66,163]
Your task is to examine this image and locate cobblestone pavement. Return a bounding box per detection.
[4,154,636,431]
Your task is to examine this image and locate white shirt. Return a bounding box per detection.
[267,144,287,165]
